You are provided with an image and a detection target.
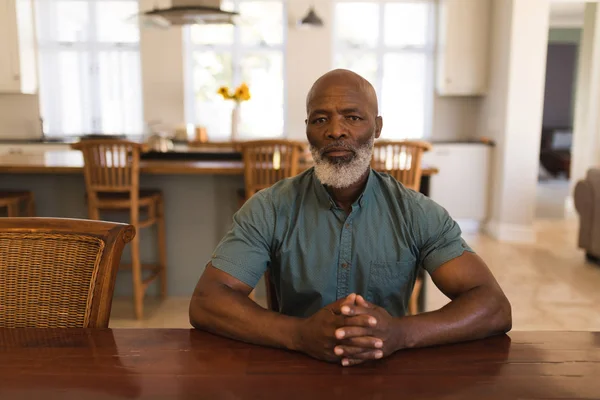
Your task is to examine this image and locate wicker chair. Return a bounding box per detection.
[0,217,135,328]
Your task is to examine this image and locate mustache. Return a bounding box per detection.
[319,142,357,156]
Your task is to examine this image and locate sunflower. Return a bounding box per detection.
[217,86,232,100]
[234,83,251,102]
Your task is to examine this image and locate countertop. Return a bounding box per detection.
[0,136,496,146]
[0,150,440,176]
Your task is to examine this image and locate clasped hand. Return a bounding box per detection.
[297,293,398,367]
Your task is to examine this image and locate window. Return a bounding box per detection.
[334,1,435,139]
[185,0,286,141]
[35,0,143,137]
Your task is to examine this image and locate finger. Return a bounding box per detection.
[331,293,357,314]
[338,336,383,349]
[342,314,378,328]
[342,358,367,367]
[356,295,374,308]
[340,305,374,317]
[335,326,373,339]
[343,293,357,306]
[341,350,384,366]
[334,345,371,356]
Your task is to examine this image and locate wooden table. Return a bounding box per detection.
[0,150,439,176]
[1,329,598,399]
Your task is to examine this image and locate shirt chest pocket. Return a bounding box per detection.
[366,259,417,315]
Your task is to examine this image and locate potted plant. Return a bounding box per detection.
[217,83,251,141]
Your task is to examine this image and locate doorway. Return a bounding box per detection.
[536,3,583,219]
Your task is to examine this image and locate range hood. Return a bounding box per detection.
[140,0,238,27]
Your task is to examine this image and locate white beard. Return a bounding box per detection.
[310,137,374,189]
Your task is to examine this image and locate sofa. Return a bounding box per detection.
[574,168,600,263]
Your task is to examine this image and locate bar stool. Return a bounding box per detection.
[238,140,306,308]
[372,140,432,315]
[0,191,35,217]
[71,139,167,320]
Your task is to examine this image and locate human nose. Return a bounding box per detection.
[327,116,348,140]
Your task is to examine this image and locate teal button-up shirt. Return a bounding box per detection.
[211,168,473,318]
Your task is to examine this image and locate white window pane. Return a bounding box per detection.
[98,51,143,134]
[384,3,429,47]
[335,3,379,49]
[190,25,234,45]
[381,54,427,139]
[239,1,283,46]
[190,0,234,45]
[56,1,90,42]
[96,1,140,43]
[239,52,284,138]
[38,50,94,135]
[193,52,233,141]
[334,52,378,87]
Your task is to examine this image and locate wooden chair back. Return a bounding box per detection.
[240,140,306,199]
[0,217,135,328]
[371,140,432,191]
[71,139,144,194]
[72,139,146,220]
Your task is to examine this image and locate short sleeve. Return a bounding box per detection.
[210,191,274,288]
[414,195,474,274]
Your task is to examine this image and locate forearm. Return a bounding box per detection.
[393,285,512,350]
[189,285,303,351]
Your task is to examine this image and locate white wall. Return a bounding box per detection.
[480,0,550,242]
[286,0,334,140]
[137,0,481,141]
[139,0,186,130]
[571,3,600,191]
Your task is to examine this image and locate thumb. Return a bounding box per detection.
[356,294,373,308]
[340,293,357,308]
[331,293,357,313]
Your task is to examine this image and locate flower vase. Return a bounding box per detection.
[231,103,241,142]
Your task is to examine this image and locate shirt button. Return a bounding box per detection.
[341,263,348,269]
[345,223,350,228]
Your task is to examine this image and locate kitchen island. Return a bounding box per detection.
[0,150,438,309]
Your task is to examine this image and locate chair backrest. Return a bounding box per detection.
[71,139,144,194]
[0,217,135,328]
[371,140,432,191]
[240,140,306,199]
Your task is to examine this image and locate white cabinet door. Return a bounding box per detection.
[436,0,491,96]
[0,144,72,155]
[0,0,37,94]
[423,144,491,222]
[0,0,21,92]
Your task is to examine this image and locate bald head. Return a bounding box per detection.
[306,69,379,116]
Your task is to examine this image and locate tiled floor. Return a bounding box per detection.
[110,215,600,331]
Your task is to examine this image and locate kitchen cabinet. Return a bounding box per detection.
[0,0,37,94]
[0,144,71,156]
[422,143,491,232]
[436,0,490,96]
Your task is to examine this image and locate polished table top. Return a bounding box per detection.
[0,329,598,399]
[0,150,439,176]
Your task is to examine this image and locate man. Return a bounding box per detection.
[189,69,511,367]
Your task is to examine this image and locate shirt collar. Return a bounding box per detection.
[312,168,376,210]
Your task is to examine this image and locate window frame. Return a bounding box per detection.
[35,0,143,136]
[184,0,288,140]
[333,0,436,139]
